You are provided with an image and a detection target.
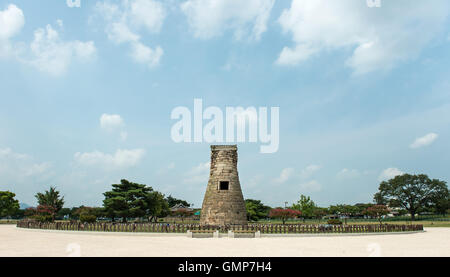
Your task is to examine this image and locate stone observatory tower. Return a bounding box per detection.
[200,145,247,226]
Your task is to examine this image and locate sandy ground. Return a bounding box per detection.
[0,225,449,257]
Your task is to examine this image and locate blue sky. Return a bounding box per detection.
[1,0,449,208]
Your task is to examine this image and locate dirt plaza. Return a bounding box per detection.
[1,225,449,257]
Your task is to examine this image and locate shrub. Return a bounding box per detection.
[269,208,302,224]
[33,215,53,223]
[24,207,36,217]
[79,214,97,223]
[327,219,343,225]
[36,205,56,216]
[25,205,55,222]
[363,205,389,224]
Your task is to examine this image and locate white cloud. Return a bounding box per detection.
[0,4,95,75]
[100,114,129,141]
[410,133,438,149]
[0,4,24,58]
[180,0,275,40]
[274,164,321,184]
[184,162,210,184]
[129,41,163,67]
[1,11,96,77]
[0,147,28,160]
[129,0,166,33]
[0,4,24,40]
[299,164,321,179]
[24,162,52,177]
[276,0,449,74]
[274,167,294,184]
[94,0,165,67]
[100,113,124,131]
[378,168,404,181]
[56,19,63,29]
[276,44,318,66]
[299,180,322,192]
[337,168,360,179]
[0,148,52,180]
[25,23,96,76]
[74,149,145,169]
[67,0,81,8]
[107,21,140,44]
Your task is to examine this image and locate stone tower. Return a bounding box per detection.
[200,145,247,226]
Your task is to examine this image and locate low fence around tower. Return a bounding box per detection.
[16,220,423,234]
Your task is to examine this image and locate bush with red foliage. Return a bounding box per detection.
[363,205,389,224]
[269,208,302,224]
[25,205,56,222]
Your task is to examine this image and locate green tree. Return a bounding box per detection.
[354,203,373,215]
[103,179,153,222]
[363,205,389,224]
[56,208,72,219]
[34,205,56,222]
[373,192,387,205]
[374,174,448,220]
[291,195,316,218]
[328,204,359,220]
[146,191,170,222]
[0,191,20,218]
[35,186,65,219]
[245,199,271,221]
[166,195,191,208]
[73,207,100,223]
[12,209,25,219]
[312,207,328,221]
[432,191,450,215]
[328,205,341,216]
[341,205,359,217]
[268,208,301,225]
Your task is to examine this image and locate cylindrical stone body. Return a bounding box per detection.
[200,145,247,226]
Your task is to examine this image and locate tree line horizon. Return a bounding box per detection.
[1,173,449,223]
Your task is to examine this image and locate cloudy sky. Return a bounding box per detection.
[1,0,449,208]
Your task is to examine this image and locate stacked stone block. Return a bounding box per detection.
[200,145,248,226]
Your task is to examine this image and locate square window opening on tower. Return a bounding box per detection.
[219,181,229,190]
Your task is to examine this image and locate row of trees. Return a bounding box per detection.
[245,196,389,223]
[1,173,449,223]
[266,205,391,225]
[0,179,192,223]
[246,174,449,222]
